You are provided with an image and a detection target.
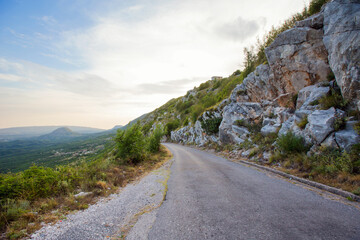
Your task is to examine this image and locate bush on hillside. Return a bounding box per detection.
[319,88,348,110]
[276,132,308,153]
[165,119,180,136]
[200,117,222,135]
[115,123,146,164]
[309,0,329,15]
[148,125,164,153]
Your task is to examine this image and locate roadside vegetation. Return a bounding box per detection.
[0,124,170,239]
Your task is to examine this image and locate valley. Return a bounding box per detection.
[0,127,117,173]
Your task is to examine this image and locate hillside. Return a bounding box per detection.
[0,131,115,173]
[137,0,360,194]
[37,127,82,141]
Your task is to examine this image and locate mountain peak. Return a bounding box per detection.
[38,127,81,140]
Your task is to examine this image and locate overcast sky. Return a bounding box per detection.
[0,0,309,129]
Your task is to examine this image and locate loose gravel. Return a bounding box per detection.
[30,159,172,240]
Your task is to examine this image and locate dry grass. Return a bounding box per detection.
[273,166,360,195]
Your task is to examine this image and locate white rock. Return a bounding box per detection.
[335,121,360,151]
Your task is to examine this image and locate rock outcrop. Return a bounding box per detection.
[171,0,360,151]
[322,0,360,110]
[265,20,331,95]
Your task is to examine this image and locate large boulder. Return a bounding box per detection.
[322,0,360,110]
[265,25,331,95]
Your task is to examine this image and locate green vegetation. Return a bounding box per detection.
[269,144,360,192]
[165,119,180,137]
[200,117,222,135]
[354,122,360,135]
[296,116,308,129]
[0,124,169,238]
[309,0,329,15]
[276,132,309,154]
[319,87,348,110]
[199,112,222,135]
[115,123,146,164]
[147,125,164,153]
[334,117,346,131]
[0,133,115,173]
[327,71,335,81]
[234,119,262,133]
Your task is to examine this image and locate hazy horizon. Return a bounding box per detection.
[0,0,309,129]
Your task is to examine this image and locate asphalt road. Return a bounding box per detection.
[148,143,360,240]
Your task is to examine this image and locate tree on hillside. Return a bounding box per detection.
[115,123,145,164]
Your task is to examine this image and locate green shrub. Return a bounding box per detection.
[182,118,189,126]
[292,93,298,107]
[276,132,308,153]
[234,119,262,133]
[234,119,246,127]
[297,116,308,129]
[309,100,319,106]
[165,119,180,136]
[333,117,346,131]
[319,88,348,110]
[200,117,222,135]
[115,123,146,164]
[327,71,335,81]
[310,147,352,175]
[141,121,154,135]
[309,0,329,15]
[147,125,164,153]
[198,82,211,91]
[239,139,254,150]
[354,122,360,135]
[190,105,204,123]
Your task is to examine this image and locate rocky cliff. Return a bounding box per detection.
[170,0,360,152]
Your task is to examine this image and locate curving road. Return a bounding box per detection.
[148,143,360,240]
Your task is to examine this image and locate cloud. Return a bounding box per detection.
[216,17,261,41]
[0,58,120,97]
[0,0,309,128]
[137,78,205,95]
[39,16,58,26]
[0,73,25,82]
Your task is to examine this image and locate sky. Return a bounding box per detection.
[0,0,309,129]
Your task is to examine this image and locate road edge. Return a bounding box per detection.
[236,159,360,202]
[183,143,360,202]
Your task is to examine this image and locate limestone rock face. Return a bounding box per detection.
[265,25,331,95]
[219,102,263,144]
[231,64,277,103]
[295,12,324,29]
[322,0,360,109]
[170,1,360,151]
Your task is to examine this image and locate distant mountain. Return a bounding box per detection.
[38,127,82,141]
[111,125,123,130]
[0,126,106,141]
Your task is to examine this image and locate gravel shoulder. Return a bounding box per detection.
[30,158,173,240]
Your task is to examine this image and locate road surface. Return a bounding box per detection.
[147,143,360,240]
